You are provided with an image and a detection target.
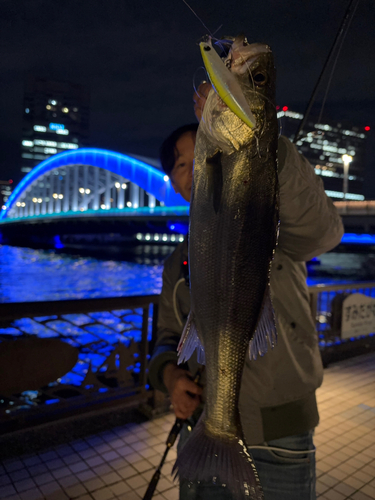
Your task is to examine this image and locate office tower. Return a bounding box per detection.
[21,77,90,176]
[278,107,370,200]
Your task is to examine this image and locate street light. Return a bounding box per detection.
[342,154,353,200]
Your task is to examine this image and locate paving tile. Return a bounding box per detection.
[34,471,56,486]
[51,466,72,480]
[91,487,115,500]
[28,463,49,476]
[86,455,105,468]
[14,478,37,493]
[100,471,122,485]
[108,481,131,495]
[64,483,88,498]
[117,465,138,480]
[0,484,18,499]
[84,477,106,492]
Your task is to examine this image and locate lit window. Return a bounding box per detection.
[73,107,78,112]
[46,105,52,110]
[21,167,32,172]
[179,236,184,242]
[56,129,69,135]
[21,153,33,159]
[136,233,142,240]
[154,234,160,241]
[62,107,69,113]
[51,100,57,105]
[25,108,30,113]
[35,140,57,147]
[44,147,57,154]
[57,142,78,149]
[34,125,47,132]
[162,235,168,241]
[145,234,151,241]
[22,140,34,147]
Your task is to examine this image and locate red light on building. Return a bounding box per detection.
[365,126,370,131]
[9,179,13,184]
[183,261,188,266]
[282,106,288,112]
[276,105,280,110]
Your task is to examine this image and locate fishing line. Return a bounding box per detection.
[182,0,215,38]
[316,0,360,126]
[293,0,361,143]
[173,278,186,327]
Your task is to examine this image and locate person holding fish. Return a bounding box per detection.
[149,35,344,500]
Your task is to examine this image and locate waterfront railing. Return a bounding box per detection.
[1,283,375,433]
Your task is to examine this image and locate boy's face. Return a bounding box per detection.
[170,131,196,203]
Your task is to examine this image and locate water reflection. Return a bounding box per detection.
[0,245,164,303]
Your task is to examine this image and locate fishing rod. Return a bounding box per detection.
[293,0,361,144]
[142,368,204,500]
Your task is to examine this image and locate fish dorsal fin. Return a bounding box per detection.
[249,286,277,361]
[178,312,206,365]
[206,149,223,214]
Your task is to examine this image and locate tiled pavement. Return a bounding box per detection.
[0,352,374,500]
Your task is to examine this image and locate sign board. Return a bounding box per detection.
[341,293,375,339]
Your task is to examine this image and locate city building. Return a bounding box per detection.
[0,180,13,209]
[21,77,90,176]
[277,107,370,200]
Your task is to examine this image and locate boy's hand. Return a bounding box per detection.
[163,363,202,420]
[193,81,212,122]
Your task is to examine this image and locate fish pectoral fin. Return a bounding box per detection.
[249,286,277,361]
[177,312,205,365]
[206,149,223,214]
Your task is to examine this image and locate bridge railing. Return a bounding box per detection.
[0,295,159,435]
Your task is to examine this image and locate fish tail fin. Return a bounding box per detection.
[173,413,263,500]
[249,286,277,361]
[177,312,205,364]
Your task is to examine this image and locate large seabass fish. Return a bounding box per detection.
[174,36,279,499]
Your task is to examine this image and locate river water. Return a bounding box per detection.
[0,244,374,303]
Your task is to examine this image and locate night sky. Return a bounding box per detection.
[1,0,374,192]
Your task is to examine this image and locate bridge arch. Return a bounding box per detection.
[1,148,188,221]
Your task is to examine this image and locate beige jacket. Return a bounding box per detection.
[149,136,344,444]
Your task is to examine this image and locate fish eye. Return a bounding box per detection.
[253,72,267,86]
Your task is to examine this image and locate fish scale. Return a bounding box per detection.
[174,37,279,500]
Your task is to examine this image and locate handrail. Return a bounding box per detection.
[308,282,375,293]
[0,295,159,321]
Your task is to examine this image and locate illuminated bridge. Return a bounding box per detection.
[0,148,189,250]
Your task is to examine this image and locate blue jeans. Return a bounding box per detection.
[178,425,316,500]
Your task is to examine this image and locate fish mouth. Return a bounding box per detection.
[228,37,271,75]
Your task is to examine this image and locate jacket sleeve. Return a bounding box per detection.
[148,245,186,393]
[277,136,344,262]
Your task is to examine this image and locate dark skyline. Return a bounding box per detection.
[1,0,374,193]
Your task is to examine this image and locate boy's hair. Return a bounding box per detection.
[159,123,198,176]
